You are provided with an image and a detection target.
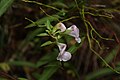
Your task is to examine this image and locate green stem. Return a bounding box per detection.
[22,0,62,12]
[80,2,120,74]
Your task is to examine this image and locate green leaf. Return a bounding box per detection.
[85,67,120,80]
[18,78,27,80]
[37,33,49,37]
[18,28,44,51]
[32,73,41,80]
[0,63,10,72]
[33,50,59,80]
[33,63,59,80]
[51,1,68,8]
[36,49,58,67]
[9,61,37,68]
[0,0,14,17]
[25,14,61,28]
[45,20,52,31]
[0,77,7,80]
[38,66,59,80]
[64,63,80,80]
[41,41,53,47]
[102,45,119,66]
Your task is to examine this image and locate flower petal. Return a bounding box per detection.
[57,55,62,61]
[75,37,81,43]
[57,43,66,55]
[57,51,72,61]
[67,25,81,43]
[67,25,79,38]
[56,22,66,32]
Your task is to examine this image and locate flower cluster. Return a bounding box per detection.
[56,22,81,61]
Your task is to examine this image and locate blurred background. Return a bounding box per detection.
[0,0,120,80]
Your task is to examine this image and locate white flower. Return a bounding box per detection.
[56,22,66,32]
[57,51,72,61]
[75,37,81,43]
[56,22,81,43]
[67,25,81,43]
[57,43,66,55]
[57,43,72,61]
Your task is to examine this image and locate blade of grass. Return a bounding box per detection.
[33,61,60,80]
[85,67,120,80]
[38,66,59,80]
[36,49,58,67]
[0,0,14,17]
[102,45,119,66]
[8,61,37,68]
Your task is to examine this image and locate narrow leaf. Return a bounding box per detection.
[51,2,68,8]
[45,20,52,30]
[18,78,27,80]
[37,33,49,37]
[38,66,59,80]
[9,61,37,68]
[85,67,120,80]
[25,14,61,28]
[41,41,53,47]
[36,49,58,67]
[0,0,14,17]
[102,45,119,66]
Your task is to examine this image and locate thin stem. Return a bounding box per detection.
[80,1,120,74]
[85,20,114,41]
[84,12,113,18]
[22,0,62,12]
[61,16,79,23]
[40,7,59,22]
[90,29,102,49]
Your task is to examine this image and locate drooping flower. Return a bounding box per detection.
[57,43,66,55]
[56,22,81,43]
[67,25,81,43]
[56,22,66,32]
[57,43,72,61]
[57,51,72,61]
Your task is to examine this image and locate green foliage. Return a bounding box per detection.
[0,0,14,17]
[85,45,120,80]
[0,63,10,72]
[36,49,58,68]
[9,61,37,68]
[51,1,68,8]
[103,46,119,65]
[41,41,53,47]
[0,77,7,80]
[85,67,120,80]
[1,0,120,80]
[37,33,49,37]
[25,14,61,28]
[18,78,27,80]
[38,65,59,80]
